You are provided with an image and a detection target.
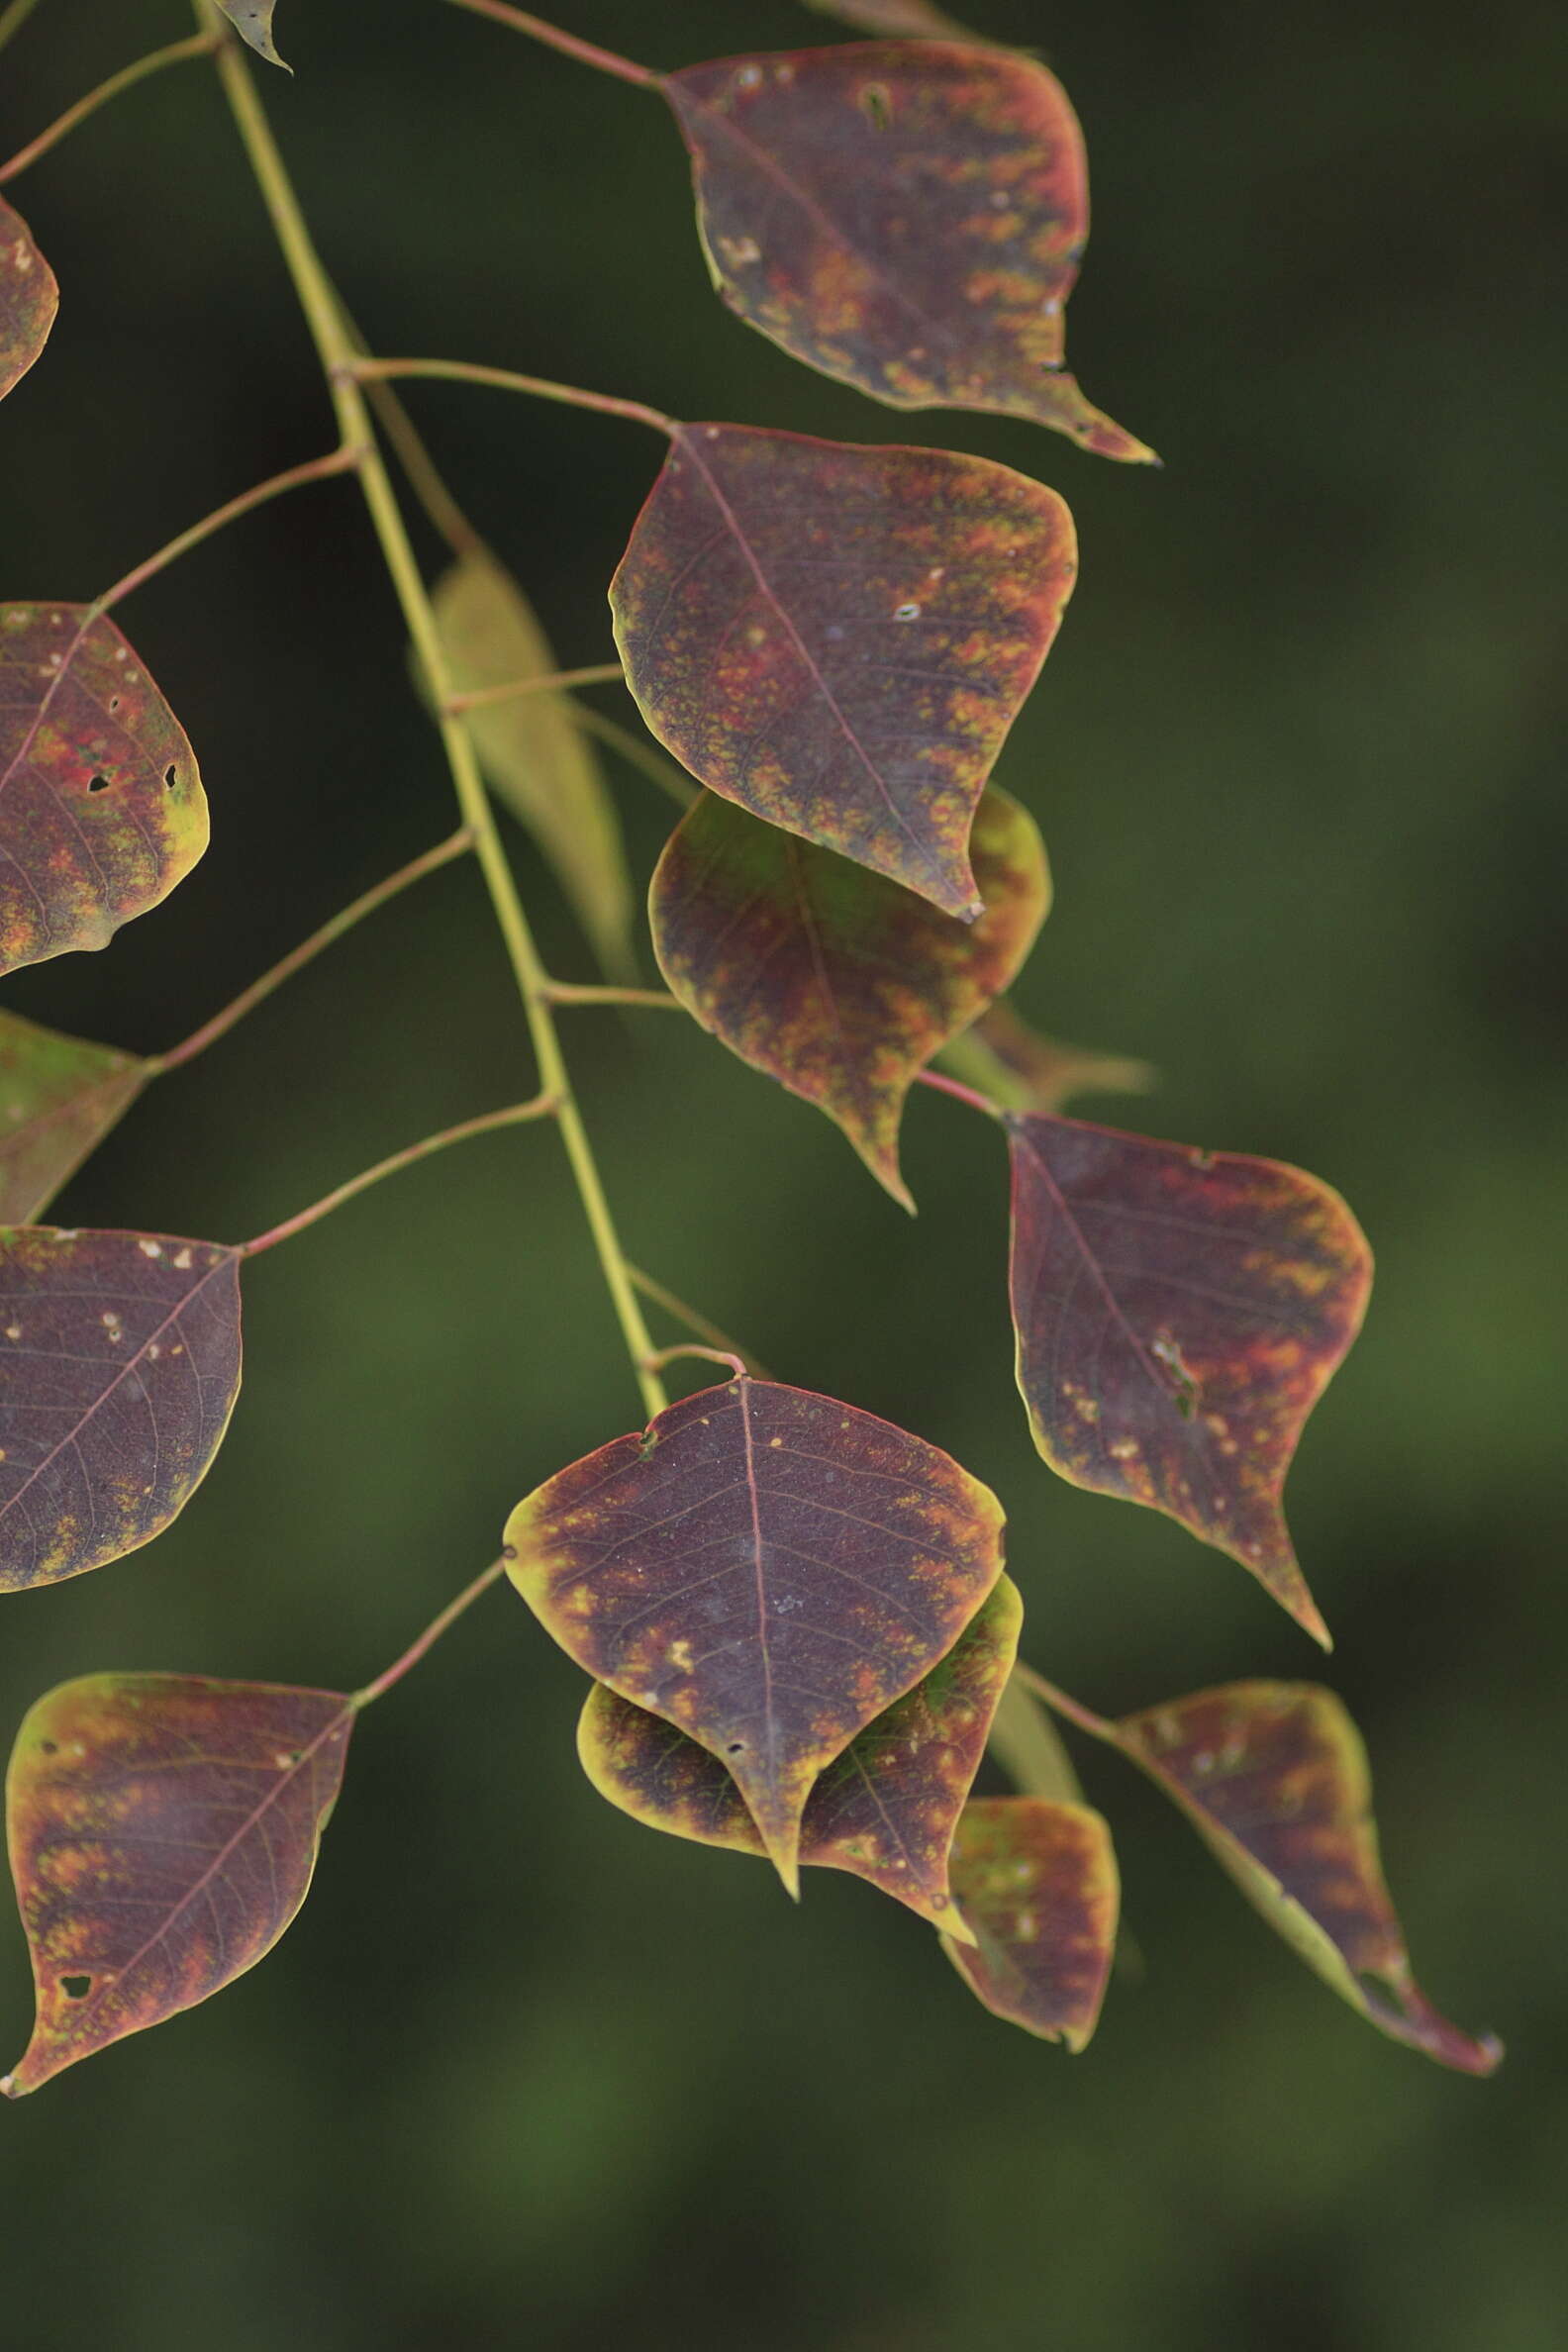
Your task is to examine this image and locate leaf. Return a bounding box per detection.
[1117,1683,1502,2074]
[0,1011,152,1225]
[650,785,1047,1210]
[612,423,1075,916]
[0,1227,242,1592]
[803,0,979,37]
[0,196,57,404]
[505,1373,1006,1893]
[0,604,209,977]
[662,45,1153,460]
[940,1796,1119,2046]
[577,1572,1023,1935]
[215,0,291,70]
[431,552,637,981]
[959,999,1154,1114]
[1006,1114,1373,1645]
[3,1673,349,2094]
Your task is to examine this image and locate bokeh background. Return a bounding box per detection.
[2,0,1563,2344]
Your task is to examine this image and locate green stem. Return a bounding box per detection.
[94,444,362,616]
[566,703,696,810]
[540,982,679,1011]
[627,1265,774,1381]
[350,1558,509,1711]
[154,830,473,1073]
[446,661,625,715]
[204,13,668,1417]
[0,32,219,184]
[344,356,673,437]
[0,0,44,60]
[242,1095,558,1257]
[440,0,660,89]
[1014,1664,1120,1747]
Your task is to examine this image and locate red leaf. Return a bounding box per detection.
[1007,1114,1372,1644]
[1118,1683,1501,2074]
[505,1374,1006,1893]
[663,44,1153,459]
[4,1674,350,2094]
[942,1796,1119,2046]
[611,421,1075,916]
[650,784,1048,1208]
[0,197,56,404]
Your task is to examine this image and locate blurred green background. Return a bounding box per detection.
[1,0,1563,2344]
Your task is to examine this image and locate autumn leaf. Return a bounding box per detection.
[432,552,637,981]
[505,1374,1005,1893]
[1117,1682,1502,2074]
[941,1796,1119,2045]
[650,785,1047,1209]
[953,998,1154,1115]
[1006,1113,1372,1644]
[0,604,208,976]
[0,197,57,404]
[216,0,291,70]
[0,1228,242,1591]
[0,1011,151,1225]
[612,422,1074,915]
[663,44,1153,459]
[577,1573,1023,1935]
[3,1674,350,2094]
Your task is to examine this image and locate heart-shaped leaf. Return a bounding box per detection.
[0,1228,242,1592]
[0,197,57,404]
[0,1010,151,1225]
[0,604,208,977]
[651,784,1047,1209]
[1117,1682,1501,2074]
[956,999,1154,1115]
[1007,1114,1373,1644]
[216,0,291,70]
[3,1673,350,2094]
[577,1572,1023,1934]
[663,45,1153,460]
[432,552,637,981]
[941,1796,1119,2045]
[505,1373,1006,1892]
[611,422,1075,917]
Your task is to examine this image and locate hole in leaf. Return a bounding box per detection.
[58,1974,91,2001]
[87,773,112,793]
[108,695,120,711]
[163,766,178,790]
[726,1741,745,1755]
[38,1740,56,1755]
[859,83,892,131]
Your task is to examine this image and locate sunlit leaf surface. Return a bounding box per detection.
[651,785,1046,1208]
[577,1573,1022,1934]
[1118,1682,1501,2074]
[0,197,56,404]
[941,1796,1118,2045]
[0,1228,242,1591]
[0,1011,151,1225]
[1007,1113,1373,1644]
[3,1674,349,2094]
[216,0,291,70]
[613,423,1074,915]
[663,44,1153,459]
[432,552,636,980]
[506,1374,1005,1892]
[0,604,208,976]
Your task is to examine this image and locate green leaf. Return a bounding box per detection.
[941,1796,1119,2046]
[612,423,1075,916]
[950,999,1154,1115]
[1007,1115,1373,1645]
[1117,1682,1502,2074]
[505,1373,1006,1893]
[651,785,1047,1210]
[577,1573,1023,1936]
[3,1674,350,2094]
[0,603,208,976]
[0,1010,151,1225]
[215,0,291,71]
[431,552,637,981]
[0,196,57,404]
[662,46,1154,459]
[0,1227,242,1591]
